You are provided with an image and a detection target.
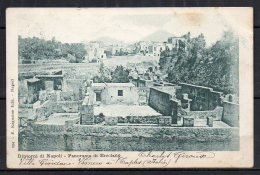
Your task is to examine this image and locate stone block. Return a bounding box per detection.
[158,116,172,126]
[105,117,118,126]
[183,116,194,127]
[207,116,214,127]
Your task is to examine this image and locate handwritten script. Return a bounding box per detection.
[17,151,215,167]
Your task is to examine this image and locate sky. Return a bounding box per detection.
[13,8,246,46]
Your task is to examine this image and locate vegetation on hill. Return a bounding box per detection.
[93,64,130,83]
[159,31,239,94]
[18,36,86,63]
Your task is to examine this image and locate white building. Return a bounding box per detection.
[89,83,139,105]
[86,42,107,63]
[167,37,187,50]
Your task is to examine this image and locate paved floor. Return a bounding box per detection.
[94,105,162,117]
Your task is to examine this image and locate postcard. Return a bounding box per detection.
[6,7,253,168]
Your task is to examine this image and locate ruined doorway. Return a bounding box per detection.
[95,92,101,102]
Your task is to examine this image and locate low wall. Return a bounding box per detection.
[54,101,79,113]
[19,63,99,74]
[22,124,239,151]
[32,123,66,133]
[69,125,239,151]
[117,116,159,124]
[186,106,223,120]
[222,101,239,127]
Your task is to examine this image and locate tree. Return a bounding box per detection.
[68,43,86,63]
[208,31,239,94]
[18,36,87,63]
[93,62,112,83]
[159,31,239,94]
[111,65,130,83]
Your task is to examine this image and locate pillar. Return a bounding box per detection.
[80,103,94,125]
[207,116,213,127]
[170,99,181,124]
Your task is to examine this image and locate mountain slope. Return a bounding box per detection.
[141,30,175,42]
[93,36,124,46]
